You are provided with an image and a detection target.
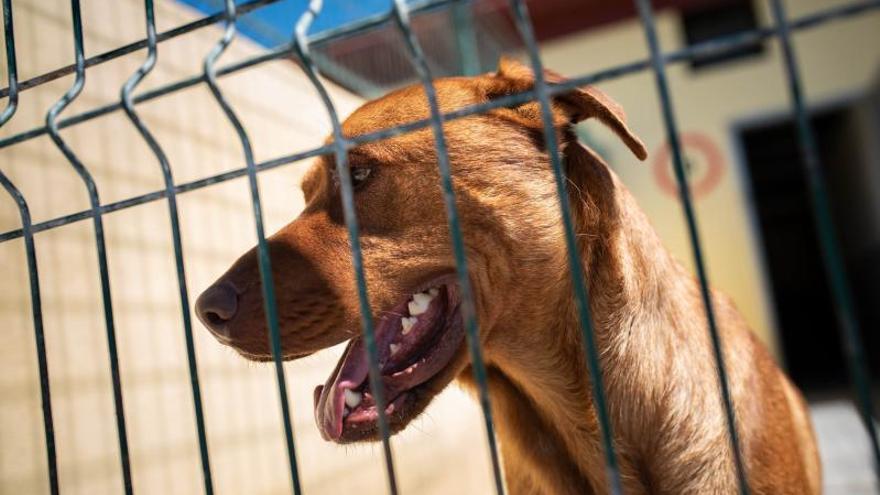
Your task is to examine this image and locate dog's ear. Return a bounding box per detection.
[482,57,647,161]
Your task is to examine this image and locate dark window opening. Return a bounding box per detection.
[738,101,880,397]
[682,0,764,70]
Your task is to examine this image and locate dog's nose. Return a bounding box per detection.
[196,282,239,337]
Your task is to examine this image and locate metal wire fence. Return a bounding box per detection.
[1,0,879,493]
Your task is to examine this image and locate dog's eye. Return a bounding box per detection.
[351,167,371,189]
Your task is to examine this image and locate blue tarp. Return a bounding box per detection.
[176,0,394,47]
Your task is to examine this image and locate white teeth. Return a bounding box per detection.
[428,287,439,297]
[408,292,432,315]
[344,388,362,409]
[401,316,417,335]
[390,343,400,355]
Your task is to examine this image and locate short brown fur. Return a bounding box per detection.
[198,58,820,494]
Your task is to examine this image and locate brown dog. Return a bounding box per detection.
[196,58,820,494]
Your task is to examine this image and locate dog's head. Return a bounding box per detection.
[196,58,646,443]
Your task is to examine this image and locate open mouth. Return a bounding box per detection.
[313,276,465,443]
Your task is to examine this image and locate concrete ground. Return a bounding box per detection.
[810,399,879,494]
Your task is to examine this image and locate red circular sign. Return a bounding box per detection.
[652,132,724,200]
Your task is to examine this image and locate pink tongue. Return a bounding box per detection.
[315,339,369,440]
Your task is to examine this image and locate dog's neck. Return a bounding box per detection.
[476,142,681,492]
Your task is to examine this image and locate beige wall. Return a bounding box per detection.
[540,0,880,355]
[0,1,492,494]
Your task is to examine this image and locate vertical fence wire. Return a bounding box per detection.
[292,2,399,494]
[0,0,15,124]
[44,1,134,493]
[633,0,749,493]
[0,176,60,495]
[0,4,58,491]
[507,1,623,493]
[768,0,880,480]
[201,1,302,493]
[388,2,507,493]
[119,1,215,493]
[451,1,481,76]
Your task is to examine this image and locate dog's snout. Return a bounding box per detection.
[196,282,239,337]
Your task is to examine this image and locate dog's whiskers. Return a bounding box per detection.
[379,310,406,319]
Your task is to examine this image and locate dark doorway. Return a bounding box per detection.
[738,99,880,396]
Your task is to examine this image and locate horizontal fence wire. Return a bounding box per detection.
[389,0,506,493]
[201,1,303,493]
[634,0,749,492]
[119,0,214,492]
[2,0,880,492]
[0,4,58,493]
[2,0,877,242]
[509,0,623,492]
[43,1,134,493]
[768,0,880,479]
[293,1,399,493]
